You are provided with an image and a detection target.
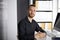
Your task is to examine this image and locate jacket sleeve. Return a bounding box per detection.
[35,22,46,33]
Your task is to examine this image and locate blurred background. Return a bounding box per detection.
[0,0,60,40]
[0,0,17,40]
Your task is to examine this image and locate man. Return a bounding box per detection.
[18,4,46,40]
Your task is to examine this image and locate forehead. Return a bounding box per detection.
[29,6,35,9]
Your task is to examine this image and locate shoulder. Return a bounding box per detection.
[33,19,39,26]
[18,18,26,25]
[33,19,37,24]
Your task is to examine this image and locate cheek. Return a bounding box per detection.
[32,12,35,15]
[29,11,36,15]
[29,11,31,14]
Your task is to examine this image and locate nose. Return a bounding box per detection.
[32,11,35,13]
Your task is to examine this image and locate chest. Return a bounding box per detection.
[25,22,36,34]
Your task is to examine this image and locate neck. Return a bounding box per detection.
[28,17,33,23]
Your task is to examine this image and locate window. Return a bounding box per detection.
[35,0,53,31]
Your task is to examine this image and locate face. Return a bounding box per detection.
[28,6,36,18]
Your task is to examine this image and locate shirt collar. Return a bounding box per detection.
[25,16,34,23]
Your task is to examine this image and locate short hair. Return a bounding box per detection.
[28,4,35,9]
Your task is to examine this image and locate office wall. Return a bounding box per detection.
[17,0,29,23]
[3,0,17,40]
[0,0,3,40]
[53,0,58,26]
[0,10,3,40]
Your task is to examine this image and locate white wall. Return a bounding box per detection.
[3,0,17,40]
[58,0,60,13]
[53,0,58,26]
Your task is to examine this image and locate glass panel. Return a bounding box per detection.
[47,23,52,30]
[38,23,45,29]
[35,1,53,10]
[33,12,52,22]
[38,22,52,31]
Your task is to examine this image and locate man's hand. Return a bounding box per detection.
[35,32,46,39]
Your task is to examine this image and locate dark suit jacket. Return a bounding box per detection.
[18,17,46,40]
